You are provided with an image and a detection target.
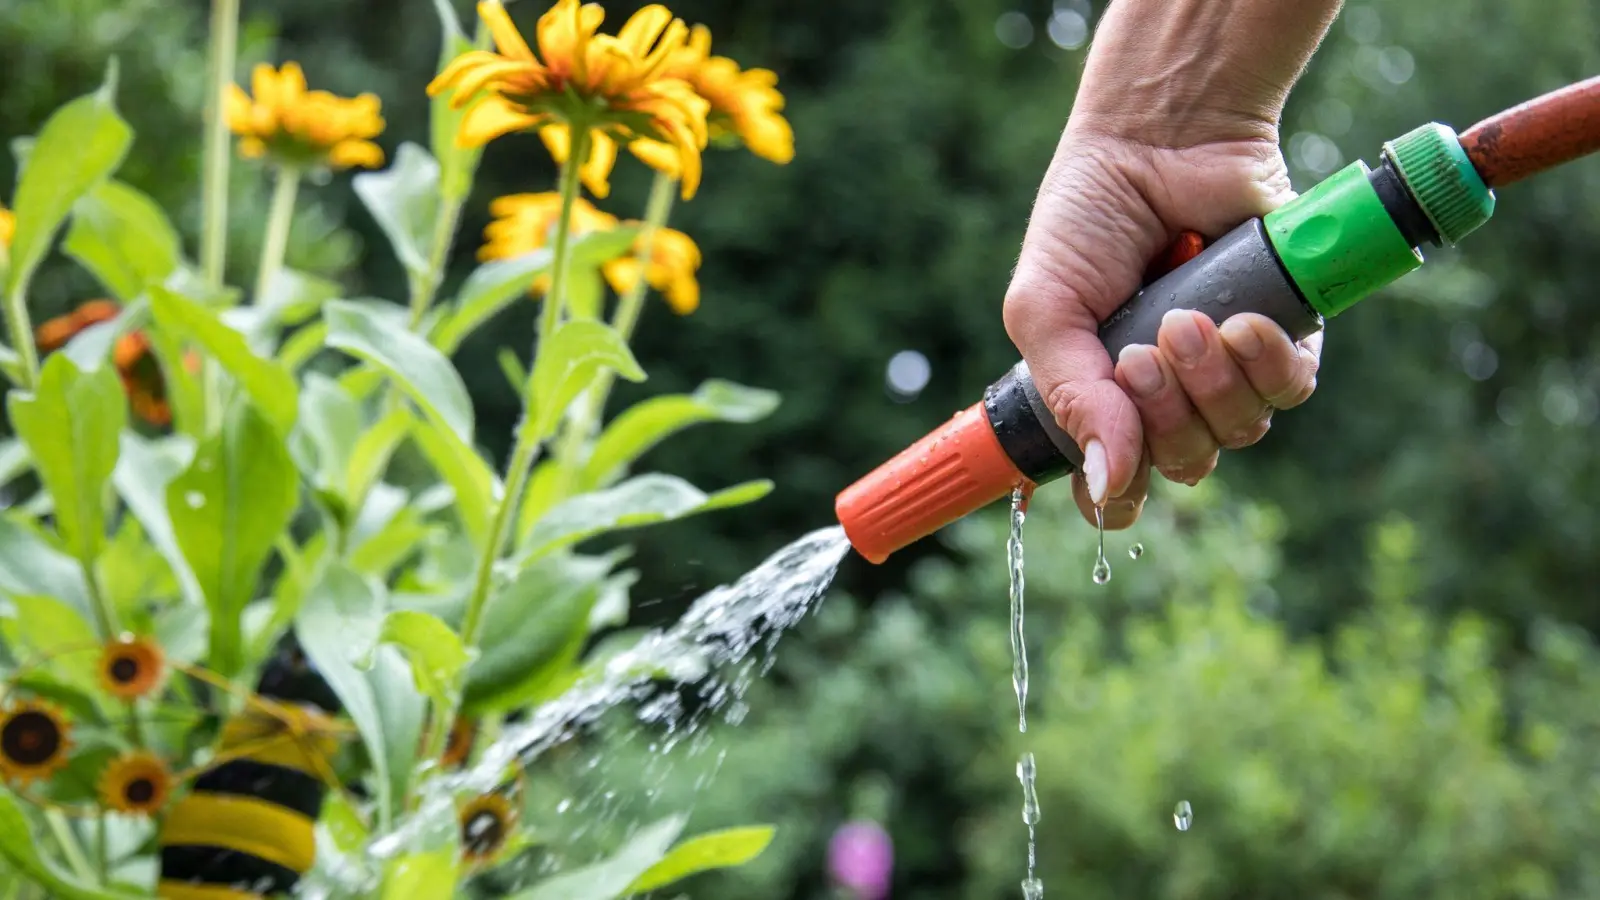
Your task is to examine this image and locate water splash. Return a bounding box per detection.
[1173,800,1193,831]
[377,526,853,859]
[1128,542,1144,560]
[1017,752,1041,897]
[1091,507,1111,585]
[1008,486,1030,733]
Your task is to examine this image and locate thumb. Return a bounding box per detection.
[1002,149,1172,505]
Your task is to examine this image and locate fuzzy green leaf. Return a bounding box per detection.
[325,299,474,445]
[151,285,298,434]
[4,69,133,308]
[8,353,126,564]
[624,826,778,894]
[168,401,298,677]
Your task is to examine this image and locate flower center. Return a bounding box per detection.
[2,711,60,765]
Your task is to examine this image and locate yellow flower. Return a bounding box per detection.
[0,205,13,249]
[481,191,702,314]
[663,25,793,165]
[427,0,710,199]
[226,62,386,170]
[602,226,701,314]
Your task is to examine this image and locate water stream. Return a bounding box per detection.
[370,526,853,869]
[1008,486,1043,899]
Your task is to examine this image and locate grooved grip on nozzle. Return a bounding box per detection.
[835,403,1026,564]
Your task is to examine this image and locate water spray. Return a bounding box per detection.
[836,75,1600,564]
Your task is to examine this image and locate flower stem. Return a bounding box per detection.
[420,130,591,772]
[44,810,95,886]
[80,561,119,641]
[200,0,239,288]
[406,195,465,332]
[252,165,301,304]
[551,171,677,499]
[2,282,40,393]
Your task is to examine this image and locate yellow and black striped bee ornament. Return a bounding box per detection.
[156,636,345,899]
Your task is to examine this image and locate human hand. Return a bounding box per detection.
[1003,132,1323,530]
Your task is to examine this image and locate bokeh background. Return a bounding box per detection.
[4,0,1600,896]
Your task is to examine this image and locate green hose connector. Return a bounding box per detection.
[1264,161,1423,318]
[1384,122,1496,245]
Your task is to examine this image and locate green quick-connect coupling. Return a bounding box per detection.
[1264,161,1423,318]
[1383,122,1497,246]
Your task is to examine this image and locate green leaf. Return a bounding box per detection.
[526,319,644,443]
[380,610,473,706]
[365,644,427,829]
[346,407,412,511]
[0,514,91,618]
[2,595,100,696]
[353,143,441,277]
[62,179,181,301]
[462,554,613,714]
[565,264,605,320]
[291,374,361,499]
[510,815,686,900]
[143,325,205,438]
[430,13,483,202]
[168,401,299,677]
[350,504,433,578]
[624,826,777,894]
[111,432,202,608]
[431,251,551,354]
[325,299,474,445]
[409,417,496,549]
[582,380,781,489]
[497,347,527,393]
[8,353,126,564]
[0,791,146,900]
[4,70,133,307]
[520,474,774,560]
[321,792,370,855]
[380,847,461,900]
[295,563,405,826]
[150,286,299,434]
[570,225,642,268]
[0,439,29,489]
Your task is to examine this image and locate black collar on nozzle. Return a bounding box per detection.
[982,360,1081,487]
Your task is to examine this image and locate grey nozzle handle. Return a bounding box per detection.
[994,218,1324,480]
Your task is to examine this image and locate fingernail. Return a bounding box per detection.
[1083,439,1108,506]
[1220,317,1264,361]
[1163,309,1206,363]
[1118,344,1164,397]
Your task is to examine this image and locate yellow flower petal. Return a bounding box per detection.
[580,130,618,199]
[458,95,544,148]
[450,59,538,111]
[328,140,386,169]
[538,122,573,164]
[478,0,535,62]
[427,50,509,98]
[627,138,681,179]
[278,62,308,105]
[664,274,699,314]
[224,84,256,135]
[238,137,267,159]
[251,63,280,112]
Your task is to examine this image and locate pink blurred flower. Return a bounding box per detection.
[827,820,893,900]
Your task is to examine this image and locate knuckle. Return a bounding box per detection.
[1220,415,1271,449]
[1156,453,1217,486]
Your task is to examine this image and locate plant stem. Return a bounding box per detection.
[1,283,39,393]
[420,131,591,772]
[200,0,239,288]
[252,165,301,305]
[80,559,119,640]
[551,171,677,499]
[406,193,465,332]
[44,811,95,886]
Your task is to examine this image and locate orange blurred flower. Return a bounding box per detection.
[34,301,198,427]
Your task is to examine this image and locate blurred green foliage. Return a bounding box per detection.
[3,0,1599,895]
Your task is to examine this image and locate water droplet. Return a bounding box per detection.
[555,798,572,813]
[1173,800,1193,831]
[184,491,205,509]
[1022,877,1045,899]
[1017,752,1040,825]
[1092,507,1111,585]
[1128,542,1144,560]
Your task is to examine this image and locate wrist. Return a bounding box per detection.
[1067,0,1342,149]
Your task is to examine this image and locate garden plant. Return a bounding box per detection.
[0,0,798,895]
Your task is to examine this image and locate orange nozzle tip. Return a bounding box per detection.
[835,402,1025,565]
